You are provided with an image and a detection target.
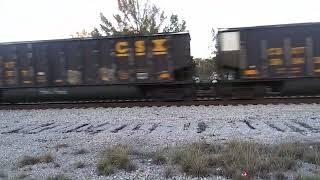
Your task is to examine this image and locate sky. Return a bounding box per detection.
[0,0,320,58]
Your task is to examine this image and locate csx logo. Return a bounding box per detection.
[115,39,167,57]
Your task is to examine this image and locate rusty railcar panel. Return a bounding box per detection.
[99,40,114,82]
[218,23,320,79]
[150,37,171,81]
[33,43,49,86]
[65,41,83,85]
[243,24,320,78]
[83,40,101,84]
[133,38,151,81]
[2,45,19,86]
[16,43,34,86]
[48,42,67,85]
[113,38,132,82]
[0,48,4,86]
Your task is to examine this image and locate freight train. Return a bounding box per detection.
[0,33,194,102]
[217,22,320,99]
[1,22,320,102]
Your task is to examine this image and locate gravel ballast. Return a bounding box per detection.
[1,104,320,179]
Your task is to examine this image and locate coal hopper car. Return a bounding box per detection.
[0,32,194,102]
[217,22,320,98]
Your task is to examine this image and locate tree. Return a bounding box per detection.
[97,0,187,36]
[210,28,218,56]
[193,28,219,81]
[194,57,217,81]
[91,28,102,37]
[71,29,92,38]
[71,28,102,38]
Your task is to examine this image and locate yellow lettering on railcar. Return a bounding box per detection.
[243,69,258,76]
[118,72,129,80]
[291,47,305,55]
[115,41,129,57]
[135,41,146,56]
[269,59,283,66]
[159,72,171,79]
[5,71,15,77]
[267,48,283,56]
[4,62,16,68]
[23,81,32,84]
[115,39,168,57]
[276,68,286,73]
[314,57,320,64]
[290,67,301,70]
[291,58,305,65]
[152,39,167,55]
[55,79,64,83]
[21,70,29,77]
[37,76,46,83]
[6,79,15,84]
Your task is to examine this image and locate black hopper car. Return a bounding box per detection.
[217,22,320,99]
[0,33,194,102]
[2,22,320,103]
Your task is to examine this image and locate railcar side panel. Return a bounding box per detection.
[34,43,50,86]
[218,23,320,80]
[0,33,192,91]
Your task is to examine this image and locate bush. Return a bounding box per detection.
[152,151,167,165]
[303,144,320,166]
[19,154,53,167]
[217,141,271,178]
[47,174,71,180]
[216,141,305,178]
[172,143,214,177]
[0,170,7,178]
[297,175,320,180]
[164,166,174,179]
[74,161,85,169]
[169,141,311,179]
[73,148,89,155]
[97,144,136,176]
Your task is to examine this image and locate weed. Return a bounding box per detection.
[97,144,136,176]
[74,161,85,169]
[297,175,320,180]
[47,174,71,180]
[303,144,320,166]
[19,154,53,167]
[73,148,89,155]
[16,173,29,179]
[172,143,212,177]
[0,170,7,178]
[164,166,174,179]
[152,151,167,165]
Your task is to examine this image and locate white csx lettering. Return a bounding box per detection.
[115,39,167,57]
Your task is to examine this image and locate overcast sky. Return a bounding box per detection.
[0,0,320,58]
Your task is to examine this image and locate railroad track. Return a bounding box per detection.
[1,95,320,110]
